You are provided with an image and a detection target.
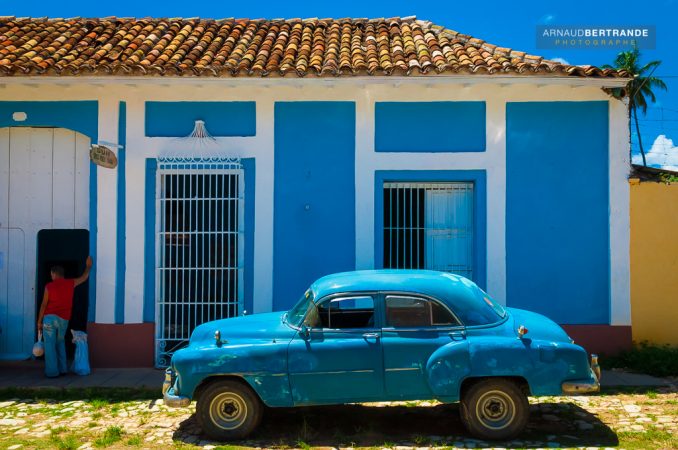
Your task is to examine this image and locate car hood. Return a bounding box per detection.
[507,307,572,344]
[188,311,298,347]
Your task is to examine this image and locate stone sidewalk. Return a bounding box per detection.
[0,360,163,390]
[0,360,671,389]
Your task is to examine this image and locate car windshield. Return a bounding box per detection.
[454,285,507,326]
[285,290,316,327]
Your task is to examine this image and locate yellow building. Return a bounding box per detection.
[630,176,678,346]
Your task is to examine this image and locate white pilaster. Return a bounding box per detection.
[252,99,275,313]
[484,96,507,303]
[124,95,149,323]
[355,89,375,269]
[609,97,631,325]
[95,99,119,324]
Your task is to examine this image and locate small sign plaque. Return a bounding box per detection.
[90,144,118,169]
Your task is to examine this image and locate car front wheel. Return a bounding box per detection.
[196,379,263,440]
[460,378,529,440]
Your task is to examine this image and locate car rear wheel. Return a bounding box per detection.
[460,378,529,440]
[196,379,263,440]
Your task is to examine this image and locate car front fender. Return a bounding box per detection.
[171,340,293,407]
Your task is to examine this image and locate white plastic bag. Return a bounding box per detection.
[70,330,90,376]
[32,331,44,357]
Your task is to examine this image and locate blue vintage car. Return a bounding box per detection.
[163,270,600,441]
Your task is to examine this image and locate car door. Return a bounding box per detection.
[287,294,384,405]
[381,293,467,399]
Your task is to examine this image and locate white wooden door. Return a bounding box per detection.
[0,128,89,359]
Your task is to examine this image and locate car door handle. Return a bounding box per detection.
[362,332,380,340]
[449,330,466,340]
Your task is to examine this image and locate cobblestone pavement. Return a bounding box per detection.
[0,387,676,449]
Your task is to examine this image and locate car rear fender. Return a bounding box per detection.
[425,339,471,399]
[465,335,591,396]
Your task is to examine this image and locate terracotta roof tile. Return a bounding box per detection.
[0,16,629,78]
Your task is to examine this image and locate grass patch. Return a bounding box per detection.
[295,440,312,450]
[126,435,143,446]
[50,433,81,450]
[94,426,124,448]
[413,435,430,445]
[50,426,68,435]
[89,398,109,409]
[0,387,160,402]
[618,427,678,449]
[601,341,678,377]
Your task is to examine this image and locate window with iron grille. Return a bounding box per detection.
[383,182,474,279]
[155,160,244,367]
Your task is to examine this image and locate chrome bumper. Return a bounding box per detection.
[562,354,601,395]
[162,368,191,407]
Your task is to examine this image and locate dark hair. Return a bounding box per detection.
[50,266,65,277]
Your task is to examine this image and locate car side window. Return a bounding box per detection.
[316,296,375,329]
[385,295,459,328]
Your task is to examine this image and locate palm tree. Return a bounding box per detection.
[604,47,667,166]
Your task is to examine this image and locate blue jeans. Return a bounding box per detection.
[42,314,69,377]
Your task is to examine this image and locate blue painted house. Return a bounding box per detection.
[0,17,632,366]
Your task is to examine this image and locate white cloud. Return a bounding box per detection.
[539,14,556,24]
[632,134,678,171]
[550,57,570,65]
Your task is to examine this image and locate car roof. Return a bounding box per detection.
[309,269,479,304]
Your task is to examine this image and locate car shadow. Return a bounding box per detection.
[601,385,675,395]
[171,401,619,448]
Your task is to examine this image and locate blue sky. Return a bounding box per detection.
[6,0,678,167]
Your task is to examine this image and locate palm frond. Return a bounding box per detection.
[647,77,668,91]
[609,48,665,118]
[639,60,662,75]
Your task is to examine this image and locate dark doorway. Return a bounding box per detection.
[36,229,89,358]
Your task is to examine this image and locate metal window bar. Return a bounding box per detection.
[383,182,474,279]
[155,159,244,368]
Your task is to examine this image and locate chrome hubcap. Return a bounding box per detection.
[209,392,248,430]
[475,390,516,430]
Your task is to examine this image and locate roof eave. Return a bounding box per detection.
[0,74,631,88]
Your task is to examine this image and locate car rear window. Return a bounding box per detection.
[449,285,506,326]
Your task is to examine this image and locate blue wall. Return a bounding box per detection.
[115,101,126,324]
[143,159,157,323]
[375,102,486,152]
[374,170,487,290]
[273,102,356,310]
[506,101,609,324]
[242,158,256,315]
[145,101,256,137]
[0,101,98,140]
